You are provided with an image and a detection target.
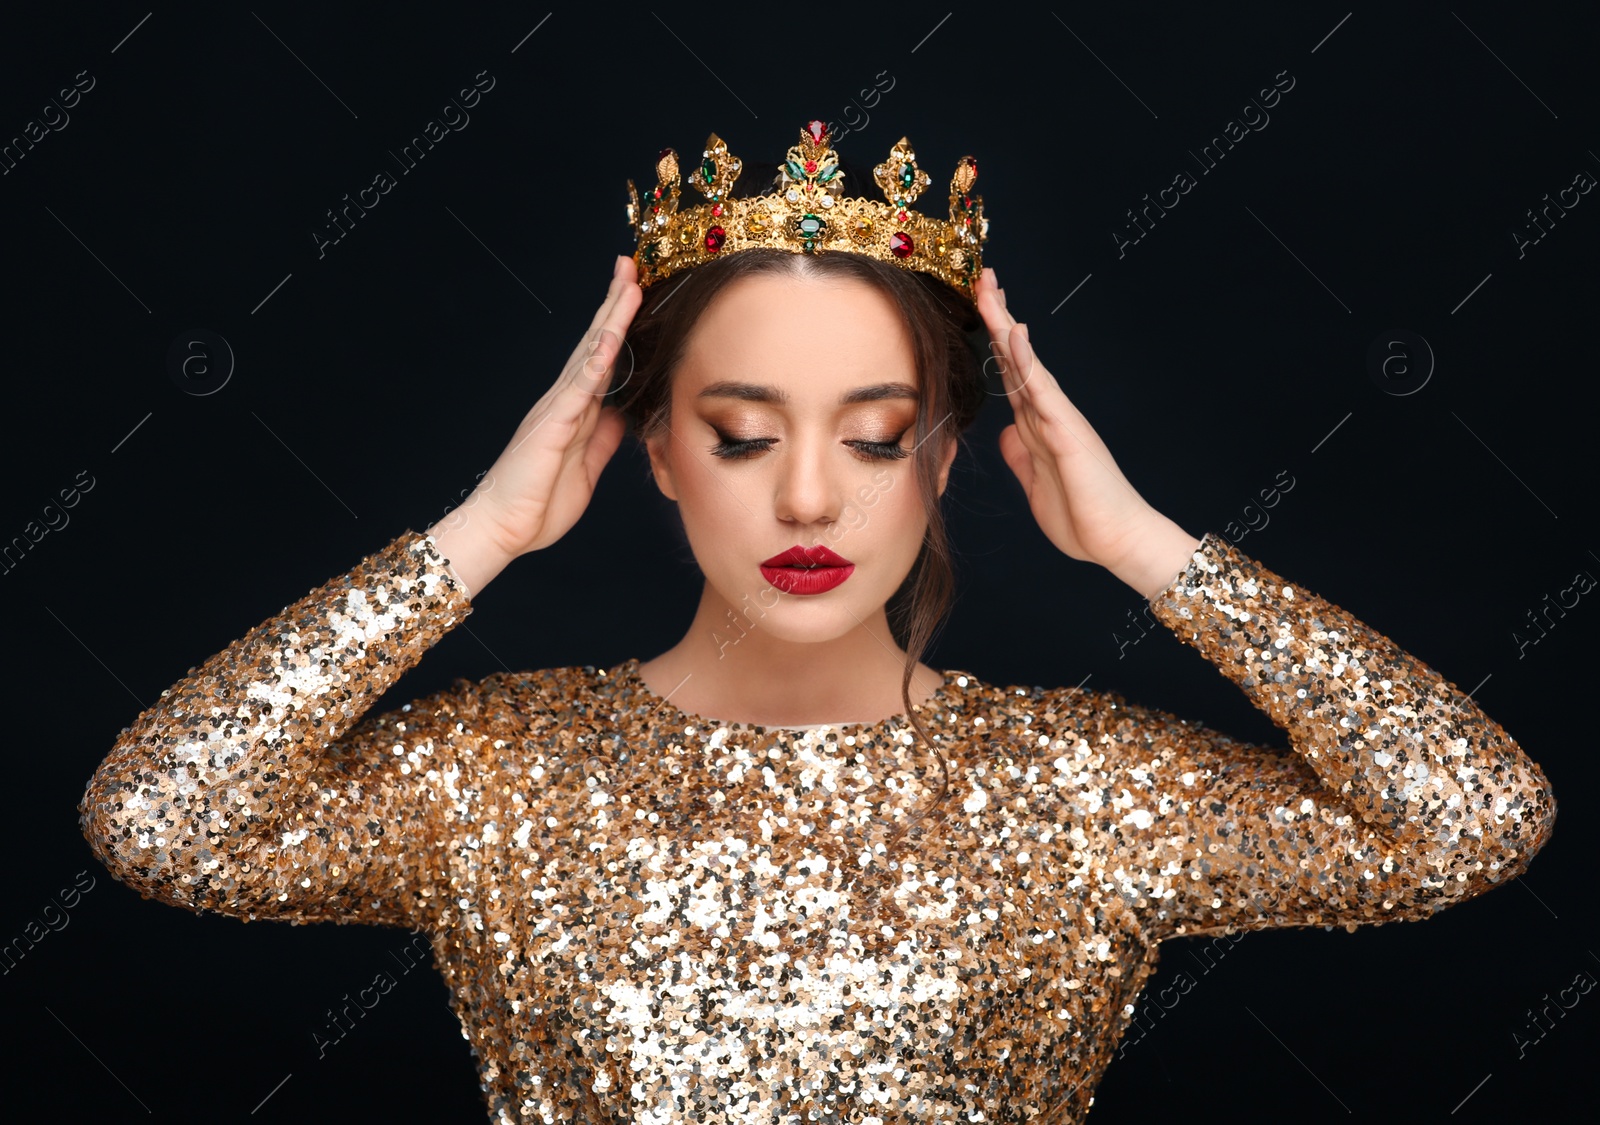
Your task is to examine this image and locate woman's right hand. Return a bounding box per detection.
[427,254,642,594]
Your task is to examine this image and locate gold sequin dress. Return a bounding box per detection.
[78,528,1556,1123]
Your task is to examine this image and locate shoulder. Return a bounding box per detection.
[351,664,597,755]
[938,667,1214,775]
[937,665,1135,740]
[452,661,658,736]
[429,663,630,736]
[932,667,1091,773]
[365,665,620,795]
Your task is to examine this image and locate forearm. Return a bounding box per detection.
[1148,533,1556,909]
[77,530,472,920]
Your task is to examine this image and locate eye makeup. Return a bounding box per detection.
[707,426,912,462]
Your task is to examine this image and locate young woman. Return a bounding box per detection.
[79,124,1556,1124]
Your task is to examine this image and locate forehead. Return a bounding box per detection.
[676,271,916,393]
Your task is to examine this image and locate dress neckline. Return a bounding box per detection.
[610,656,962,733]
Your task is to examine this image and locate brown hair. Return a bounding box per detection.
[611,161,989,844]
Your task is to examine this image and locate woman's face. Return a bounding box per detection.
[644,269,958,647]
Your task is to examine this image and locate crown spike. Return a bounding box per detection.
[655,148,680,186]
[691,134,742,201]
[873,137,930,208]
[952,155,977,197]
[948,155,987,251]
[645,148,682,228]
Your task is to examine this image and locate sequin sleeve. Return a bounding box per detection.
[1089,531,1556,941]
[76,528,477,930]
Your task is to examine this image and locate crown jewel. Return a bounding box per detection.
[625,119,990,300]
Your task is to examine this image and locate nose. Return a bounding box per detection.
[771,434,844,533]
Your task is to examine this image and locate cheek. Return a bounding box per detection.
[675,462,755,543]
[875,478,925,548]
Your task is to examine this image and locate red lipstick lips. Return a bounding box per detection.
[759,544,855,595]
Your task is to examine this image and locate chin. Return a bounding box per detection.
[750,609,869,646]
[715,578,886,645]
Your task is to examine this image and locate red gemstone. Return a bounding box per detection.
[804,159,818,174]
[711,203,724,216]
[896,209,909,222]
[890,232,914,258]
[806,119,827,145]
[705,226,727,252]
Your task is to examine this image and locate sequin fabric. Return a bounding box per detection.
[78,529,1556,1123]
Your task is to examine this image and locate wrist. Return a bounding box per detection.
[425,504,516,598]
[1105,513,1203,601]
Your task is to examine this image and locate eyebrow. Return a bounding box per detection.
[696,380,919,406]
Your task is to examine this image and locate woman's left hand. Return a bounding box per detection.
[974,267,1201,598]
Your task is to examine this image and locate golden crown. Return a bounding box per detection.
[624,119,990,300]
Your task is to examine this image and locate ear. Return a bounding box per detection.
[935,435,959,496]
[644,429,679,501]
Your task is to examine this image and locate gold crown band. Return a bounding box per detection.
[625,119,989,300]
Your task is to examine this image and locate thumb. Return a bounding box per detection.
[583,406,628,487]
[998,424,1034,494]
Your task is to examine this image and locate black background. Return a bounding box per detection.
[4,2,1596,1120]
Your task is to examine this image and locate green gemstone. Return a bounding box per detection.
[642,241,660,265]
[819,163,838,182]
[899,162,915,188]
[786,159,806,181]
[700,157,716,183]
[798,214,824,237]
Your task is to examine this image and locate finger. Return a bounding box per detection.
[580,255,631,335]
[976,270,1032,395]
[593,256,642,339]
[563,272,644,396]
[572,326,625,396]
[591,263,643,376]
[976,286,1016,388]
[582,405,628,488]
[998,423,1035,494]
[562,257,637,383]
[980,267,1013,316]
[573,282,643,398]
[1006,323,1035,395]
[993,321,1036,399]
[515,257,643,456]
[976,268,1017,335]
[514,330,623,455]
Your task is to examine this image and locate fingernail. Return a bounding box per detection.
[1016,323,1029,341]
[612,256,624,279]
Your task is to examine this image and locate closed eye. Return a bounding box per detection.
[708,431,911,462]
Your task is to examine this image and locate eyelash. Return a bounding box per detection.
[708,431,912,462]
